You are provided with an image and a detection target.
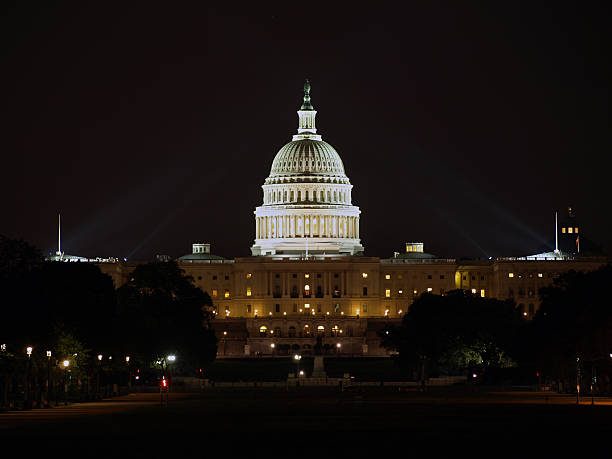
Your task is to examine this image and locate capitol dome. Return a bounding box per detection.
[251,81,363,257]
[269,139,347,179]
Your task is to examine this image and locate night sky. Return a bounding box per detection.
[2,4,610,260]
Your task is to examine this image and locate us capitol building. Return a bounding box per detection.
[97,81,607,358]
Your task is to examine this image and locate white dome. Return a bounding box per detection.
[251,80,364,257]
[270,139,346,177]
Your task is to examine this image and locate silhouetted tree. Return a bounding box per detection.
[115,261,217,374]
[529,265,612,390]
[380,290,524,379]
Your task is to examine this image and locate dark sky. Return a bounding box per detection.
[1,3,610,260]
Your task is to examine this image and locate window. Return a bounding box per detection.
[568,227,573,234]
[288,326,296,337]
[471,276,475,280]
[274,326,281,337]
[334,273,339,278]
[440,275,445,279]
[317,304,321,312]
[462,276,466,280]
[317,325,325,335]
[427,274,432,279]
[398,289,403,294]
[212,289,218,298]
[259,326,267,337]
[246,287,252,297]
[480,276,484,280]
[362,272,368,278]
[304,273,310,278]
[275,274,280,278]
[385,289,391,298]
[575,227,579,234]
[427,287,433,292]
[529,304,534,314]
[293,304,298,312]
[275,304,280,313]
[292,274,297,278]
[224,289,230,298]
[385,274,391,280]
[363,304,368,312]
[246,273,252,279]
[332,286,341,298]
[197,276,202,280]
[291,286,298,298]
[317,273,322,278]
[247,304,252,313]
[397,274,403,279]
[440,288,445,295]
[212,275,217,280]
[480,289,485,298]
[363,287,368,296]
[224,275,229,280]
[508,273,514,278]
[538,273,543,278]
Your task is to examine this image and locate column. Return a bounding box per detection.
[356,218,359,238]
[255,217,259,239]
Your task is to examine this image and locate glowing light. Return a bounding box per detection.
[125,356,130,363]
[299,370,304,376]
[471,288,476,294]
[46,351,51,357]
[304,273,309,278]
[98,354,103,361]
[385,289,391,297]
[167,355,176,362]
[362,273,368,278]
[508,273,514,278]
[246,273,252,279]
[480,289,485,297]
[26,347,33,356]
[246,287,252,297]
[270,343,275,349]
[294,354,301,360]
[63,360,70,368]
[385,309,389,316]
[385,274,390,280]
[336,343,341,348]
[427,288,433,292]
[223,331,227,336]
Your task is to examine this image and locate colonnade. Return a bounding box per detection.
[264,187,351,205]
[255,215,359,239]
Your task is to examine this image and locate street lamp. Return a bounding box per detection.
[63,360,70,405]
[46,351,52,408]
[25,346,33,409]
[125,356,131,392]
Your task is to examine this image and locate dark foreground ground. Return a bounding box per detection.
[2,387,611,450]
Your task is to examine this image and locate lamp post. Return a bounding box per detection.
[125,356,131,393]
[25,346,33,409]
[294,354,302,384]
[97,354,103,398]
[46,351,52,408]
[63,360,70,405]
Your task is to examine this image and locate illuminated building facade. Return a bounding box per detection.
[97,82,608,358]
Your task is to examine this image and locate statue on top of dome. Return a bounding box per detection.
[301,78,314,110]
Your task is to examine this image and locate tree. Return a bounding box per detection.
[529,265,612,390]
[115,261,217,374]
[380,290,524,380]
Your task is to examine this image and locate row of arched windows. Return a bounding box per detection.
[258,324,349,337]
[265,188,350,204]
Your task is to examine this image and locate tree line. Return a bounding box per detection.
[0,236,217,407]
[380,265,612,391]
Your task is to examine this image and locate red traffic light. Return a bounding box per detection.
[161,378,168,388]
